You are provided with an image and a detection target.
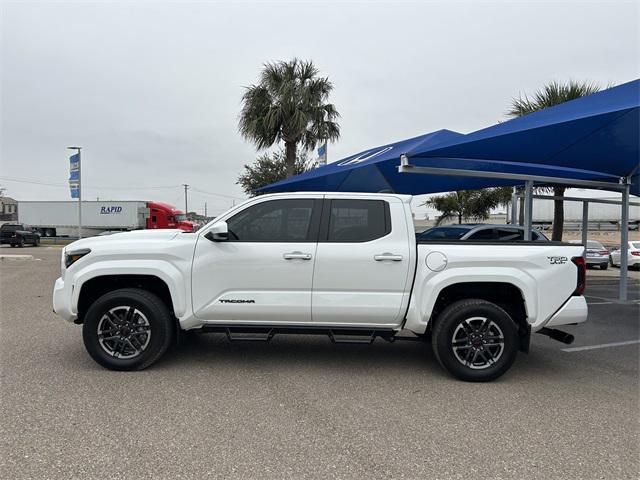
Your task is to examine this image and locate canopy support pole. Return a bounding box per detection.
[510,189,518,225]
[524,180,533,240]
[620,182,630,301]
[397,159,626,191]
[581,202,589,258]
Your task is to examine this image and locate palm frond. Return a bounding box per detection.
[507,80,603,118]
[239,58,340,157]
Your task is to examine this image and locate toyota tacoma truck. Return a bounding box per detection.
[53,192,587,381]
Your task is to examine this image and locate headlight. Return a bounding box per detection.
[64,248,91,268]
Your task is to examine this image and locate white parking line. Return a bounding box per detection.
[562,340,640,352]
[585,295,617,301]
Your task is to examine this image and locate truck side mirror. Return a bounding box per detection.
[204,221,229,242]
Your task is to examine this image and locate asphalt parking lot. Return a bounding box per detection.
[1,247,639,480]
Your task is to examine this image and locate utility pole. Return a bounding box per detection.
[68,146,82,238]
[204,202,207,217]
[182,184,189,216]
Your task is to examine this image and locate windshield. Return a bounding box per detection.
[1,224,21,233]
[586,241,604,249]
[175,214,187,222]
[632,242,640,249]
[418,226,471,240]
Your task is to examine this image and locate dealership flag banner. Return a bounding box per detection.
[317,142,327,166]
[69,153,80,198]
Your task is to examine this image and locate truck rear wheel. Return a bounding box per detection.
[82,288,174,371]
[431,299,519,382]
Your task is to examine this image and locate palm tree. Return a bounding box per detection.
[507,80,602,241]
[427,187,513,225]
[239,59,341,178]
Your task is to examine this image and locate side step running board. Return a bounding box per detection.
[200,325,398,344]
[225,327,275,342]
[328,330,376,344]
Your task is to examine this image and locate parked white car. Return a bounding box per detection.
[53,192,588,381]
[610,241,640,270]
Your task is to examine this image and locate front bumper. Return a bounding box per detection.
[53,277,77,322]
[543,296,588,328]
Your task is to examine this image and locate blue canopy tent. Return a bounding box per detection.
[260,79,639,299]
[258,129,623,195]
[402,79,639,195]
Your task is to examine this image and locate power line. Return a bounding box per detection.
[0,176,182,191]
[190,186,244,200]
[1,175,244,199]
[0,176,67,187]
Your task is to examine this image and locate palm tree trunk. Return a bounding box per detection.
[285,141,296,178]
[458,212,462,224]
[517,187,525,225]
[552,186,565,241]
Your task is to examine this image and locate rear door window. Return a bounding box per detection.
[418,227,471,240]
[497,228,525,241]
[325,199,390,242]
[467,228,496,240]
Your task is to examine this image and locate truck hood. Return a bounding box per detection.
[66,229,186,251]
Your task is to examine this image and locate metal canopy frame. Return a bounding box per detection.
[398,155,633,300]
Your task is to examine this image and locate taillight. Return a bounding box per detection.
[571,256,586,296]
[599,250,609,256]
[631,251,640,257]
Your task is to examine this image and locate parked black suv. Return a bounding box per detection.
[0,223,40,247]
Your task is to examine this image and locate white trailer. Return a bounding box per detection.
[532,196,639,227]
[18,201,148,237]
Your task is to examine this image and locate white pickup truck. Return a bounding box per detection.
[53,192,588,381]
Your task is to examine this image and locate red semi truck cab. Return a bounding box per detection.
[146,201,194,232]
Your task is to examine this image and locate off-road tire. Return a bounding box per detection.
[82,288,174,371]
[431,299,519,382]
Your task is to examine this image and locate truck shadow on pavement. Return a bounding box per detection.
[166,332,433,371]
[142,331,571,382]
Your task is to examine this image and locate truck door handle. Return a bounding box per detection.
[374,253,403,262]
[283,252,312,260]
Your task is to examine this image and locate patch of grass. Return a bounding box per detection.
[40,238,75,246]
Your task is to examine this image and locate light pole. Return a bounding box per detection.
[68,146,82,239]
[182,184,189,217]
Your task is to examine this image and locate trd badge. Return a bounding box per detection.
[547,256,568,264]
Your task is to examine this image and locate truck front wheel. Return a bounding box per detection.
[82,288,174,371]
[431,299,519,382]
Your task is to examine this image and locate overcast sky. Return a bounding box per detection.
[1,0,638,216]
